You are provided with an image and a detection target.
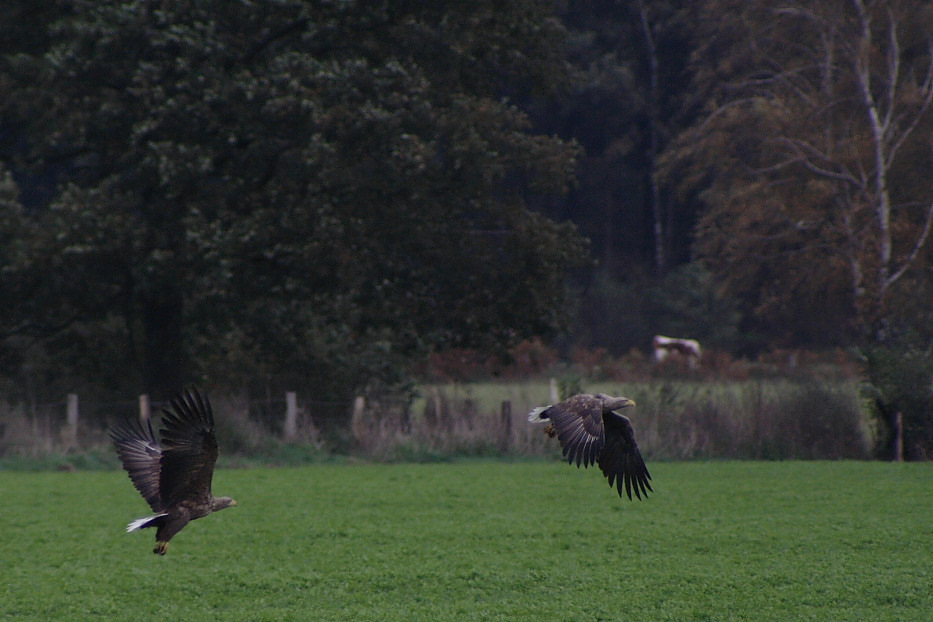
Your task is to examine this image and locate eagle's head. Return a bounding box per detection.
[211,496,238,512]
[597,394,636,411]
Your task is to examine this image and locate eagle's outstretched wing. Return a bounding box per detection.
[158,387,219,508]
[542,394,606,469]
[599,411,652,500]
[110,414,163,512]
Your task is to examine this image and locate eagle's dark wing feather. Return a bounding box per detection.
[545,394,606,468]
[158,387,219,508]
[598,412,652,500]
[110,415,164,512]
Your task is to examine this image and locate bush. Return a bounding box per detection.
[620,379,867,460]
[860,333,933,460]
[764,382,867,459]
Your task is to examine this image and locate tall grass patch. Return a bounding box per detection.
[628,379,868,459]
[354,379,869,460]
[1,378,871,463]
[353,382,559,460]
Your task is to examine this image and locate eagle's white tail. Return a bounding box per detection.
[527,406,550,423]
[126,513,169,532]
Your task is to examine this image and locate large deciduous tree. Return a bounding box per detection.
[664,0,933,345]
[2,0,586,413]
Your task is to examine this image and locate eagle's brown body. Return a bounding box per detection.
[110,387,236,555]
[529,393,652,500]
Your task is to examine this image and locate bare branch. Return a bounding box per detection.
[885,39,933,168]
[887,199,933,287]
[695,97,765,133]
[767,136,861,185]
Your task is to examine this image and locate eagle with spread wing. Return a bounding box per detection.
[529,393,652,500]
[110,386,236,554]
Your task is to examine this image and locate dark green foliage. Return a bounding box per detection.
[860,332,933,460]
[574,262,742,354]
[556,375,584,400]
[1,1,587,413]
[645,263,743,349]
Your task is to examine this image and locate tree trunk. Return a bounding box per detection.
[638,1,664,275]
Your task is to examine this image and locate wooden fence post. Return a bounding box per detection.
[500,400,512,453]
[139,394,151,422]
[895,412,904,462]
[549,377,559,403]
[284,391,298,441]
[64,393,79,449]
[432,387,444,425]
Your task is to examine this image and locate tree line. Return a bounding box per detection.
[2,1,932,453]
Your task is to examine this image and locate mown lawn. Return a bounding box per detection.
[1,461,930,621]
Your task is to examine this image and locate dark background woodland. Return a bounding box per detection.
[2,1,933,456]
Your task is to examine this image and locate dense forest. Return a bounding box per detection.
[2,1,933,452]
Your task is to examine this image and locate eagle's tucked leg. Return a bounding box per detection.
[544,423,557,438]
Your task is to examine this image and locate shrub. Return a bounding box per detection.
[859,333,933,460]
[767,381,868,459]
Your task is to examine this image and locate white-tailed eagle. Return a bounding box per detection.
[529,393,652,500]
[110,386,236,554]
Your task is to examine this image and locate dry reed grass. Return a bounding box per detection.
[350,379,870,461]
[1,377,870,463]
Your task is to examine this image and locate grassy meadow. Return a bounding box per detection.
[2,460,931,621]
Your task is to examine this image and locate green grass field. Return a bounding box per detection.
[2,461,931,621]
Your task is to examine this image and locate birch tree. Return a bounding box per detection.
[665,0,933,343]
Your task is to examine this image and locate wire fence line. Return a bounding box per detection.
[24,394,351,414]
[0,391,345,455]
[2,379,875,462]
[0,389,531,459]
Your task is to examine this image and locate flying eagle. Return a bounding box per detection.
[110,386,237,555]
[529,393,652,500]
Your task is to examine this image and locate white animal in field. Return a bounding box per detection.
[653,335,701,368]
